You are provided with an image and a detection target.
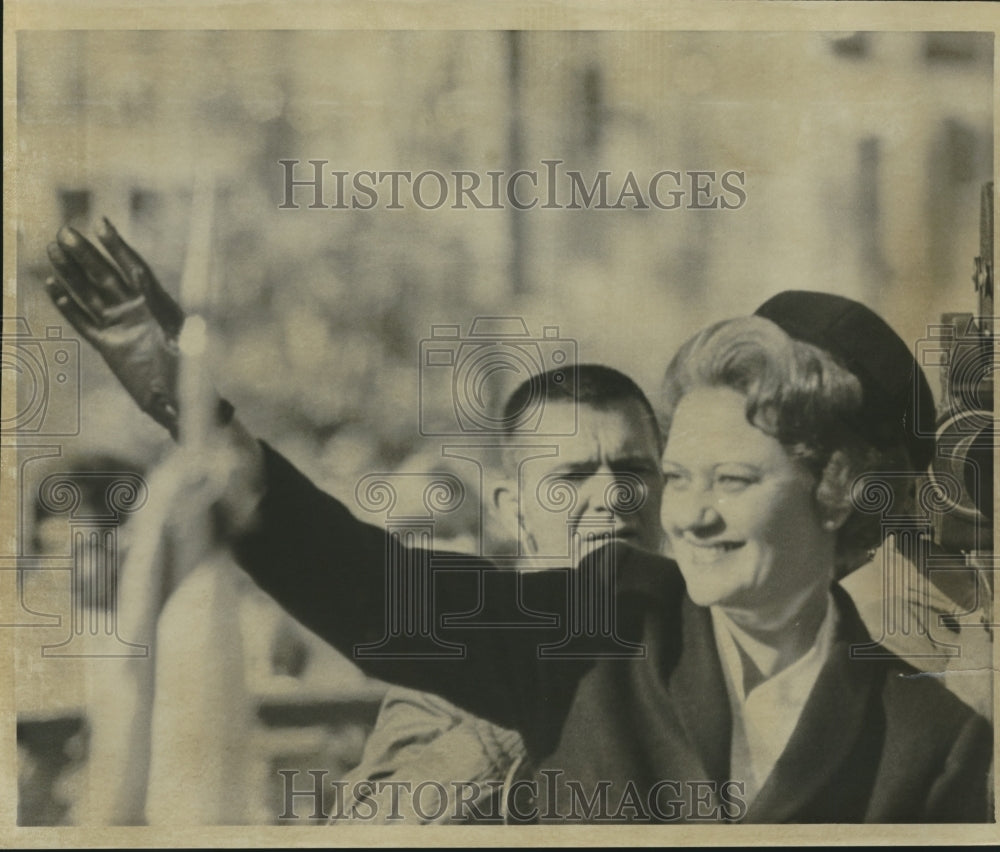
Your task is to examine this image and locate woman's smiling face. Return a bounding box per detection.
[660,386,836,623]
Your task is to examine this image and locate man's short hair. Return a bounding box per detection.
[501,363,663,451]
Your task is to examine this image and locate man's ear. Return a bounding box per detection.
[491,484,535,553]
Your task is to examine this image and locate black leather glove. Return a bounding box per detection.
[45,219,231,439]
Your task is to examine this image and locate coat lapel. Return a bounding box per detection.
[745,587,882,822]
[669,595,733,784]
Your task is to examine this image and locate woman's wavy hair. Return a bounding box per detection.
[659,315,915,577]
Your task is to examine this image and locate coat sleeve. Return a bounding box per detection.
[229,441,582,732]
[336,686,474,823]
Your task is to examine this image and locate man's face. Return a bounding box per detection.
[498,399,664,564]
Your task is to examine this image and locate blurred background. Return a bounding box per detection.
[9,29,994,825]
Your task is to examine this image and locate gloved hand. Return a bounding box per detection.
[45,218,225,439]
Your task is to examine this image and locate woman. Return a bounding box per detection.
[44,224,992,822]
[654,293,964,814]
[229,291,992,823]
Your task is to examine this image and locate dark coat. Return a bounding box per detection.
[234,444,993,823]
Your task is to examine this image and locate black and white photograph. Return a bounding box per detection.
[3,0,997,845]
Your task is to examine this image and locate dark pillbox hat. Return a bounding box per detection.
[754,290,936,472]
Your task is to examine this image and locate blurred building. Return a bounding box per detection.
[16,31,992,429]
